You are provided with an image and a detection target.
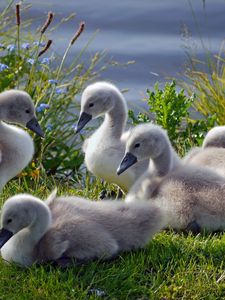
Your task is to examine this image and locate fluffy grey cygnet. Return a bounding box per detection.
[117,123,225,232]
[0,90,44,190]
[0,190,164,267]
[75,81,149,192]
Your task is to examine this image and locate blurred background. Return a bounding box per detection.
[0,0,224,103]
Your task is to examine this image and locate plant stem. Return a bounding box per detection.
[46,43,72,106]
[16,22,20,88]
[27,34,43,94]
[57,44,71,80]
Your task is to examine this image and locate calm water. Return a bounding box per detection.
[1,0,225,103]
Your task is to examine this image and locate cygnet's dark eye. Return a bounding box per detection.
[25,109,30,114]
[89,103,94,108]
[134,143,140,148]
[7,218,12,224]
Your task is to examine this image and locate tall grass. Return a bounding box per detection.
[181,43,225,125]
[179,0,225,126]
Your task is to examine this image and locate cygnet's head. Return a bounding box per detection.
[117,124,168,175]
[0,194,45,248]
[0,90,44,137]
[203,126,225,148]
[75,82,126,133]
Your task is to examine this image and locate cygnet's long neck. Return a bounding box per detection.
[102,93,127,139]
[28,201,52,244]
[149,143,180,177]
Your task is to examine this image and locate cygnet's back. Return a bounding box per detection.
[148,165,225,231]
[37,194,165,263]
[203,126,225,148]
[184,147,225,177]
[184,126,225,177]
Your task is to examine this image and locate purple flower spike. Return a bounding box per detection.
[40,103,50,109]
[55,87,67,94]
[7,44,16,52]
[48,79,58,85]
[41,57,50,65]
[27,58,35,65]
[36,103,50,113]
[21,43,31,50]
[36,107,42,113]
[0,63,9,72]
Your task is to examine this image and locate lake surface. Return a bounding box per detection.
[1,0,224,104]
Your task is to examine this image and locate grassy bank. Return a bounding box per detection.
[1,180,225,300]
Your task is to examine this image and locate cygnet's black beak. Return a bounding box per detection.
[117,152,138,175]
[26,117,45,138]
[0,228,13,248]
[75,112,92,134]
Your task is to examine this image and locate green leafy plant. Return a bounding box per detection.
[129,81,216,156]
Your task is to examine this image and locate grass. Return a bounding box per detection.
[1,179,225,299]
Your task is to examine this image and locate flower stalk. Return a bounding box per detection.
[36,11,54,56]
[15,3,21,87]
[38,40,52,57]
[27,11,54,93]
[70,21,85,46]
[45,21,85,109]
[40,12,54,34]
[57,21,85,79]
